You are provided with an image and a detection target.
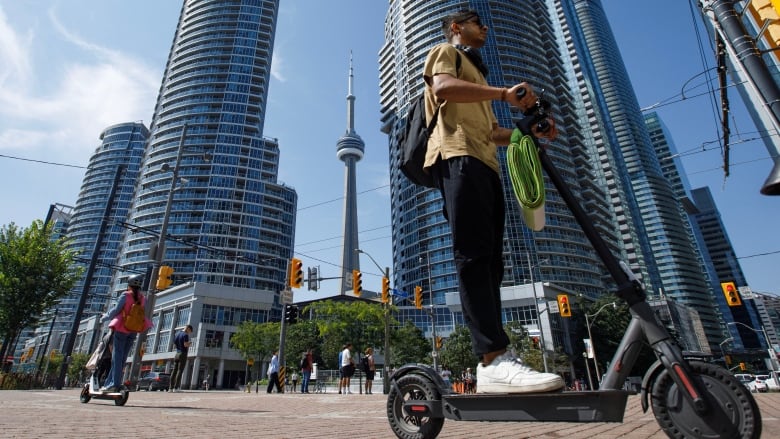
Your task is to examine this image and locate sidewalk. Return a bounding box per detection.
[0,388,777,438]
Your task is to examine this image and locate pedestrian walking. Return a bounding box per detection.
[266,350,282,393]
[170,324,193,392]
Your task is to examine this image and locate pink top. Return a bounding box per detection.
[109,290,153,334]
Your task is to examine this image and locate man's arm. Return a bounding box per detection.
[430,74,536,110]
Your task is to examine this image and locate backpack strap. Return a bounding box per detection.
[427,52,462,130]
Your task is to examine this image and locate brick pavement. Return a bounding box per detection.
[0,388,777,438]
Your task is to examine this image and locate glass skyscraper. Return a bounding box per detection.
[116,0,296,305]
[53,122,148,338]
[560,0,723,350]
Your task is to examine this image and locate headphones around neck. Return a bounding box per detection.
[453,44,489,77]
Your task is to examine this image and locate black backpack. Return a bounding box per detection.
[361,355,370,373]
[399,53,461,188]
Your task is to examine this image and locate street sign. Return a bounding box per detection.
[281,289,293,305]
[584,338,594,359]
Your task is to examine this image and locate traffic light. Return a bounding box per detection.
[739,362,746,371]
[557,294,572,317]
[351,269,362,296]
[284,304,298,324]
[381,276,390,304]
[289,258,303,288]
[721,281,742,306]
[414,286,423,309]
[156,265,174,290]
[531,336,540,349]
[435,336,443,350]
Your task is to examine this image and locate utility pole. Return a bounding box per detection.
[699,0,780,194]
[128,124,189,384]
[56,165,125,389]
[383,266,391,394]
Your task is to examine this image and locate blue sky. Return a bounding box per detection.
[0,1,777,298]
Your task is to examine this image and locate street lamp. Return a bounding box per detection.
[719,337,734,367]
[585,301,616,389]
[127,124,209,384]
[526,251,550,372]
[355,248,391,395]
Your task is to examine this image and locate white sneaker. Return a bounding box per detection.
[476,352,563,394]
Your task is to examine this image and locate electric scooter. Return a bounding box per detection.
[79,371,130,406]
[386,96,762,438]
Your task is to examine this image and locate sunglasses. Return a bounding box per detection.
[457,16,484,28]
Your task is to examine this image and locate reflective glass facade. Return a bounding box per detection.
[55,122,148,334]
[117,0,296,304]
[567,0,723,350]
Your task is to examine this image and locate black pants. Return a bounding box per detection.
[433,156,509,357]
[266,372,281,393]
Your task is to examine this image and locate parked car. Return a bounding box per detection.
[752,375,769,393]
[136,372,171,391]
[734,373,755,390]
[765,371,780,392]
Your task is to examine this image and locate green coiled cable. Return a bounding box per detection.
[507,128,545,210]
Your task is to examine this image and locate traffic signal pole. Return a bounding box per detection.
[128,124,188,386]
[56,166,125,389]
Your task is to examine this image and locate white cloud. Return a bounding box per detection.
[271,49,286,83]
[0,5,160,159]
[0,5,33,88]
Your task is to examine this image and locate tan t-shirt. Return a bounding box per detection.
[422,43,499,173]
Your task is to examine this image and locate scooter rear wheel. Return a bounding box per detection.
[650,360,761,438]
[387,373,444,439]
[79,384,91,403]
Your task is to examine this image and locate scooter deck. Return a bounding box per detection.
[433,390,631,422]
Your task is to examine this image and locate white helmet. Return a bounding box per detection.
[127,274,144,288]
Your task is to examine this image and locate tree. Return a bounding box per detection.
[307,300,386,368]
[68,352,89,386]
[230,321,280,380]
[0,221,82,362]
[582,295,655,377]
[389,319,431,368]
[283,319,322,368]
[438,324,477,377]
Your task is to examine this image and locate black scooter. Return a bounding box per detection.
[386,96,761,438]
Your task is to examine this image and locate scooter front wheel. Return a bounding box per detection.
[650,360,761,438]
[79,384,91,403]
[387,373,444,439]
[114,389,129,406]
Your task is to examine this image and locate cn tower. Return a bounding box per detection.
[336,53,364,294]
